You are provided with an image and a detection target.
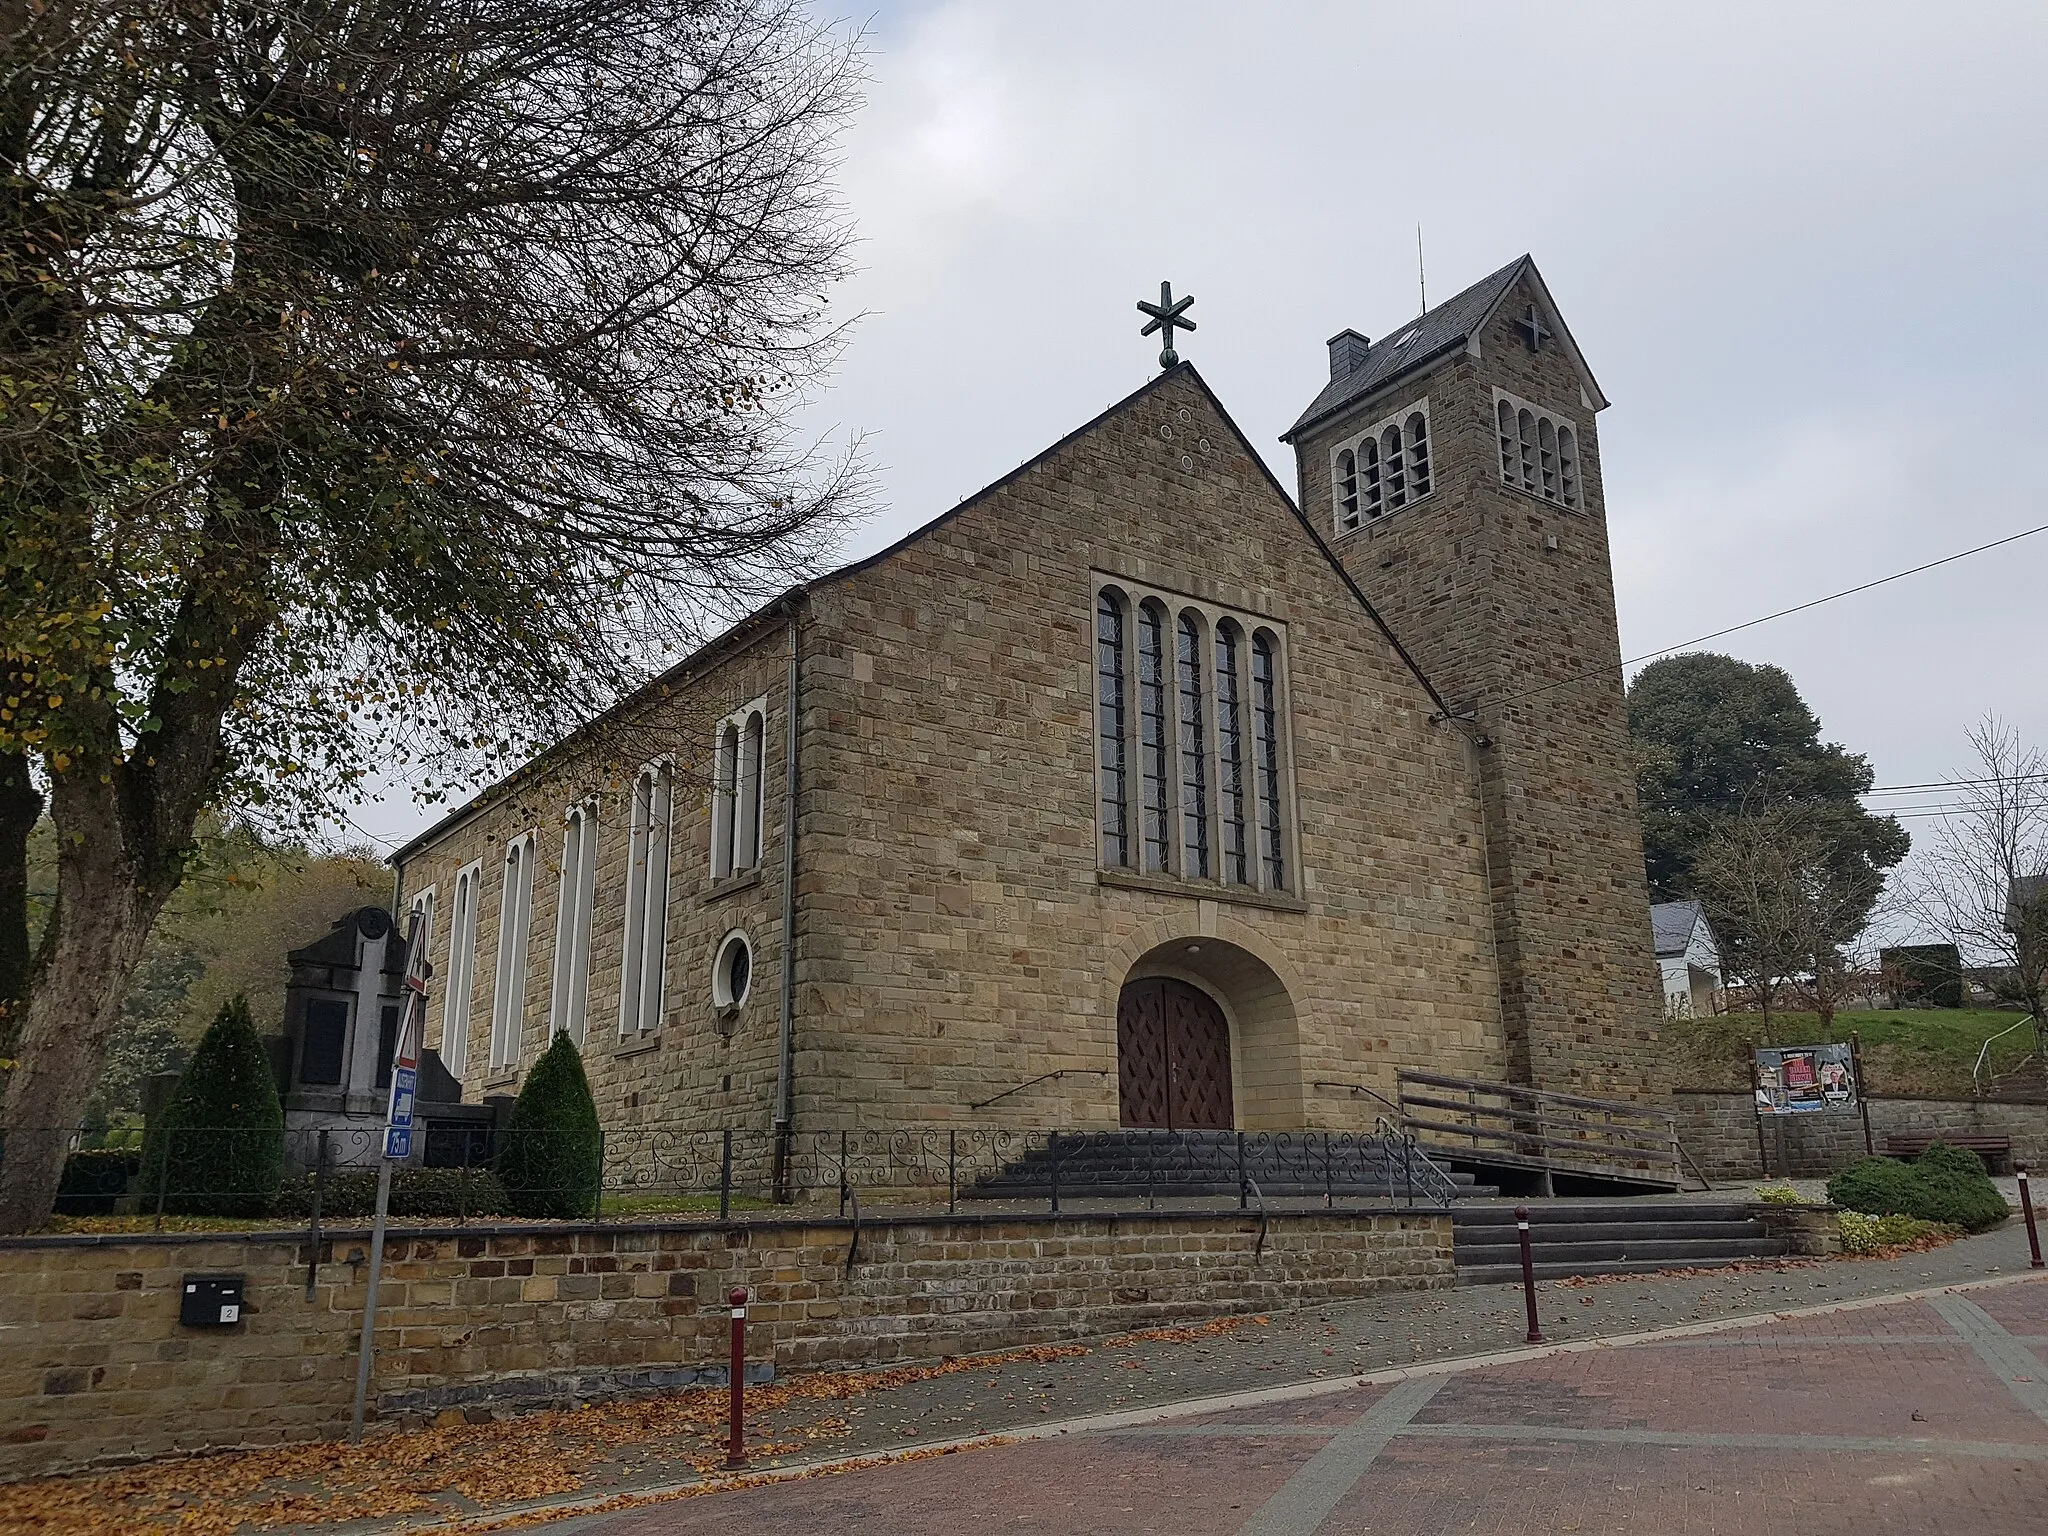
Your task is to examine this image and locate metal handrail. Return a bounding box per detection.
[1375,1114,1458,1208]
[967,1068,1108,1112]
[1313,1078,1404,1115]
[1972,1014,2036,1093]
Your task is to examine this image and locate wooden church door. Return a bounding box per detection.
[1116,978,1233,1129]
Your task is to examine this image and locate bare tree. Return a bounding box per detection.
[1904,718,2048,1055]
[0,0,864,1231]
[1692,802,1887,1037]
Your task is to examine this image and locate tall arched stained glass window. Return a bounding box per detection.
[1176,612,1210,879]
[1214,622,1249,885]
[1252,632,1286,889]
[1137,601,1171,873]
[1096,590,1130,867]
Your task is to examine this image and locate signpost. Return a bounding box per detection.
[1752,1042,1863,1180]
[350,909,431,1442]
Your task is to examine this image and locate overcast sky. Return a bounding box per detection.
[357,1,2048,880]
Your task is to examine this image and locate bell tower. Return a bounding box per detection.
[1283,256,1664,1100]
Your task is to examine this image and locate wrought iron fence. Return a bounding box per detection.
[3,1121,1459,1236]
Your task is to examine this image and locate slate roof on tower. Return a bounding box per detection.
[1282,254,1608,443]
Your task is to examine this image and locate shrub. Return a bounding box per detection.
[138,996,285,1217]
[272,1166,511,1219]
[55,1149,142,1215]
[1754,1184,1803,1205]
[1826,1157,1926,1219]
[494,1031,603,1218]
[1838,1210,1950,1254]
[1912,1142,2010,1232]
[1826,1143,2010,1233]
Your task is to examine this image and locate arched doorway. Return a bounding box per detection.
[1117,977,1233,1129]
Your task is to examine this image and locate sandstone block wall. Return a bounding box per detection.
[0,1208,1450,1480]
[1672,1090,2048,1180]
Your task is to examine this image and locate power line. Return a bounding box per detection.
[1491,517,2048,710]
[1861,773,2048,796]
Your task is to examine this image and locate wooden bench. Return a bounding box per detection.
[1883,1133,2012,1174]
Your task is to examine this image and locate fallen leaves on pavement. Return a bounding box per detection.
[0,1322,1267,1535]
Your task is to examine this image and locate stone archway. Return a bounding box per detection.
[1112,929,1307,1130]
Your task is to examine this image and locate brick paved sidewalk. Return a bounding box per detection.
[528,1272,2048,1536]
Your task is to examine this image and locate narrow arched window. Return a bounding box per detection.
[619,762,672,1038]
[738,710,764,870]
[1214,622,1249,885]
[1516,408,1539,493]
[441,861,482,1083]
[1335,449,1360,532]
[1096,590,1130,867]
[490,833,537,1072]
[1406,411,1432,498]
[1176,612,1210,879]
[1382,425,1406,508]
[1252,633,1286,889]
[1361,435,1383,517]
[712,724,739,880]
[1137,600,1171,873]
[549,801,598,1043]
[1495,391,1585,512]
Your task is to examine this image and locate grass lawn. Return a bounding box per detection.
[1663,1008,2042,1097]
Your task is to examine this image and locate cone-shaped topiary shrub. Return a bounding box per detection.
[494,1030,603,1218]
[139,995,285,1217]
[1827,1142,2010,1233]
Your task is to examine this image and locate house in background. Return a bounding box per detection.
[1651,900,1724,1018]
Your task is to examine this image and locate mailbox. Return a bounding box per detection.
[179,1274,246,1328]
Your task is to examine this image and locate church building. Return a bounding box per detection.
[388,255,1665,1147]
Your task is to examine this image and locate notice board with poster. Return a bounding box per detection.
[1753,1044,1858,1115]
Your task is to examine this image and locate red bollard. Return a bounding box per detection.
[2019,1165,2045,1271]
[725,1286,749,1468]
[1516,1206,1545,1344]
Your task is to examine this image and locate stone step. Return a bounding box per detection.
[1454,1236,1792,1267]
[1456,1255,1791,1285]
[1453,1201,1766,1228]
[1458,1228,1777,1253]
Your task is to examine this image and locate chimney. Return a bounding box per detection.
[1326,329,1371,380]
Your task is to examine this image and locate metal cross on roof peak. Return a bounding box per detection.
[1517,303,1552,352]
[1137,281,1196,370]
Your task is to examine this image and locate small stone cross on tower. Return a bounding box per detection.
[1516,303,1552,352]
[1137,281,1196,369]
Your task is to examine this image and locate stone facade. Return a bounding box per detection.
[393,256,1662,1140]
[0,1210,1450,1478]
[1288,261,1664,1100]
[1673,1089,2048,1180]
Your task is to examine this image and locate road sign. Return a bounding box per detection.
[382,908,432,1160]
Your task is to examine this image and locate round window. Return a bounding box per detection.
[713,931,752,1009]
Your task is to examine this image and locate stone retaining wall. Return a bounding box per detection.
[1674,1090,2048,1181]
[0,1207,1449,1480]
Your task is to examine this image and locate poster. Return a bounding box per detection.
[1754,1044,1856,1115]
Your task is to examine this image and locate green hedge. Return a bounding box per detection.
[1827,1142,2010,1233]
[272,1166,511,1219]
[55,1149,142,1215]
[495,1031,603,1218]
[138,997,285,1217]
